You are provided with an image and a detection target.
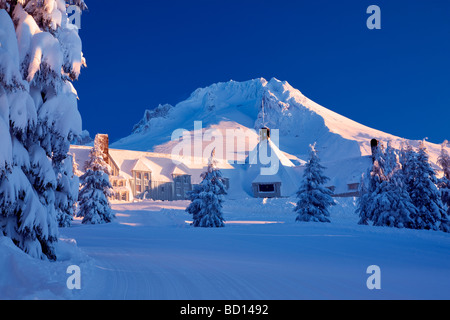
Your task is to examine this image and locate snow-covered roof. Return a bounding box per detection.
[109,149,175,183]
[70,140,373,198]
[69,145,233,185]
[131,158,154,173]
[172,166,188,176]
[246,137,301,196]
[252,173,282,183]
[248,138,296,168]
[322,156,373,195]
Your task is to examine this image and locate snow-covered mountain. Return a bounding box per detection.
[111,77,442,168]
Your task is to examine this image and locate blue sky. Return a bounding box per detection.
[75,0,450,144]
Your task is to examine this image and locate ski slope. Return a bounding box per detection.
[2,198,449,300]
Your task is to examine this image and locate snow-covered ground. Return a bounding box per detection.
[1,198,449,300]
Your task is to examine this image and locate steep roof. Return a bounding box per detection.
[252,173,282,183]
[248,138,296,168]
[246,137,301,196]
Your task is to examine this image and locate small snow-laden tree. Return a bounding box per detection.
[294,143,335,223]
[77,144,115,225]
[356,169,372,225]
[382,141,399,178]
[400,141,417,182]
[357,140,386,225]
[55,154,79,227]
[0,2,86,259]
[186,149,227,228]
[357,158,385,226]
[437,141,450,221]
[399,139,409,168]
[405,141,450,233]
[438,141,450,180]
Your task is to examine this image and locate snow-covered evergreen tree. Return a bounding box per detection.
[438,141,450,180]
[400,142,416,182]
[77,143,115,225]
[356,170,372,225]
[55,154,79,227]
[185,183,203,224]
[357,143,384,226]
[294,143,335,223]
[368,142,416,228]
[405,141,449,232]
[0,1,86,260]
[186,149,227,228]
[358,141,417,229]
[437,141,450,222]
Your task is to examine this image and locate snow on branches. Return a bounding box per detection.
[358,140,450,233]
[0,1,86,259]
[77,143,115,225]
[294,143,335,223]
[186,148,227,228]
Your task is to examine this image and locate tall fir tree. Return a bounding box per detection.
[186,149,227,228]
[368,142,416,228]
[358,141,417,229]
[404,141,449,232]
[77,143,115,225]
[0,1,86,260]
[294,143,335,223]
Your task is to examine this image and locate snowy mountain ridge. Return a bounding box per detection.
[112,77,442,168]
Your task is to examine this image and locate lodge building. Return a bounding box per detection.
[70,134,229,202]
[70,133,369,202]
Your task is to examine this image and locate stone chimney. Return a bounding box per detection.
[370,138,379,162]
[260,127,270,142]
[94,134,109,163]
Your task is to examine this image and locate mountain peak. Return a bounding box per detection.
[111,78,441,168]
